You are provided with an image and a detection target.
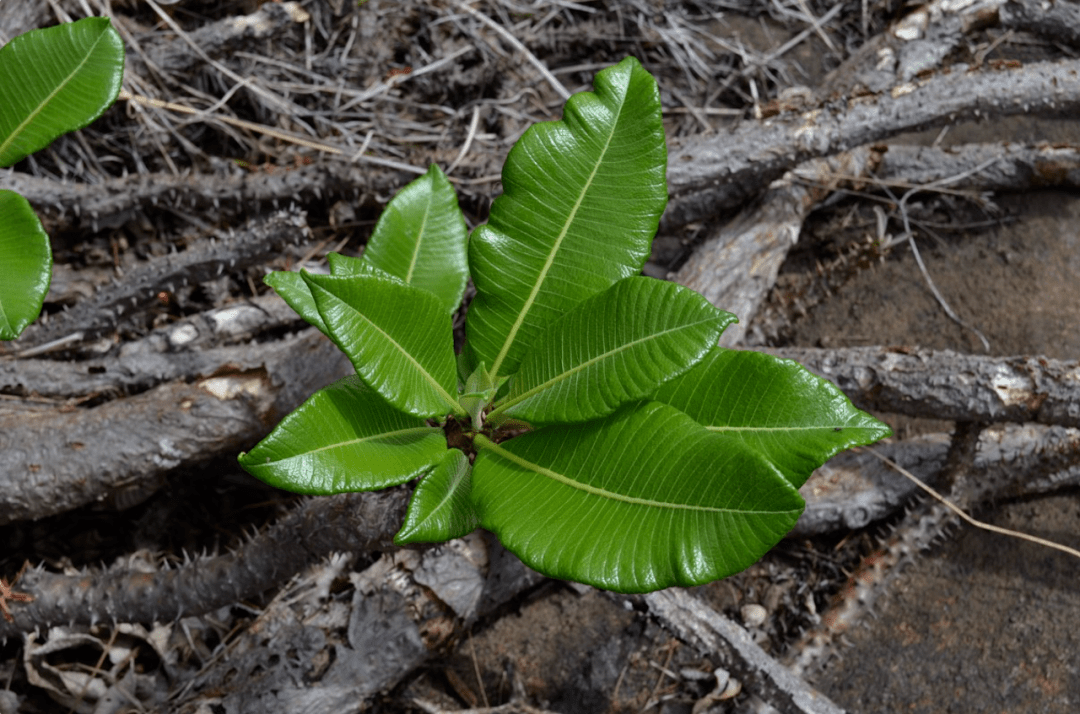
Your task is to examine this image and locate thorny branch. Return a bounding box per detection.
[0,489,410,640]
[770,346,1080,429]
[784,423,989,680]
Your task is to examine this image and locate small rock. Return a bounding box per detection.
[740,603,767,628]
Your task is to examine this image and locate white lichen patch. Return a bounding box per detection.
[989,365,1034,407]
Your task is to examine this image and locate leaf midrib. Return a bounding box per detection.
[494,317,715,418]
[477,436,787,516]
[0,28,108,164]
[404,197,431,284]
[424,453,470,520]
[706,424,856,433]
[269,426,437,463]
[489,113,621,377]
[311,280,460,412]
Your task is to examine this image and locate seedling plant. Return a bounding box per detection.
[239,57,891,593]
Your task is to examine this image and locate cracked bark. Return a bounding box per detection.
[0,156,410,240]
[794,423,1080,536]
[1,294,301,398]
[675,141,1080,347]
[1000,0,1080,47]
[644,589,846,714]
[784,424,993,680]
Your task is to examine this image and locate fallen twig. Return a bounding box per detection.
[0,488,409,639]
[9,209,314,352]
[0,329,351,523]
[644,588,846,714]
[663,57,1080,232]
[769,346,1080,429]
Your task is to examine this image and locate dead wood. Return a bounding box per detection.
[795,423,1080,536]
[0,328,351,523]
[172,533,544,713]
[644,588,845,714]
[873,142,1080,193]
[768,346,1080,429]
[1,156,414,238]
[784,423,992,681]
[126,1,308,78]
[1,294,300,397]
[8,209,312,353]
[1000,0,1080,47]
[676,141,1080,345]
[662,57,1080,233]
[817,0,1003,99]
[4,1,1078,710]
[674,148,876,346]
[0,488,409,640]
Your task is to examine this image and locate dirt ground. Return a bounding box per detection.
[1,1,1078,712]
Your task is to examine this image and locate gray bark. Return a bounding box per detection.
[794,423,1080,536]
[0,328,351,523]
[0,156,409,239]
[674,148,875,346]
[662,57,1080,233]
[1000,0,1080,47]
[10,209,312,352]
[0,488,410,639]
[769,346,1080,429]
[1,293,300,397]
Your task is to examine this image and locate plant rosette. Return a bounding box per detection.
[239,57,891,594]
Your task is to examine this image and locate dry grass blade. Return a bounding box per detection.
[865,448,1080,561]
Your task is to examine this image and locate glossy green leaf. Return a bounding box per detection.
[653,348,893,490]
[265,258,398,335]
[264,270,328,335]
[303,271,461,418]
[466,56,668,378]
[472,402,804,593]
[491,277,736,425]
[459,361,500,427]
[0,190,52,340]
[238,375,447,495]
[363,165,469,314]
[395,449,480,545]
[327,251,398,280]
[0,17,124,167]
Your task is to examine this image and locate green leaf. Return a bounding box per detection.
[653,348,893,490]
[459,361,500,427]
[363,165,469,314]
[395,449,480,545]
[0,17,125,167]
[0,190,51,340]
[303,271,461,418]
[238,375,447,495]
[491,277,736,425]
[265,257,399,335]
[264,270,328,335]
[466,56,668,378]
[327,252,398,280]
[472,402,804,593]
